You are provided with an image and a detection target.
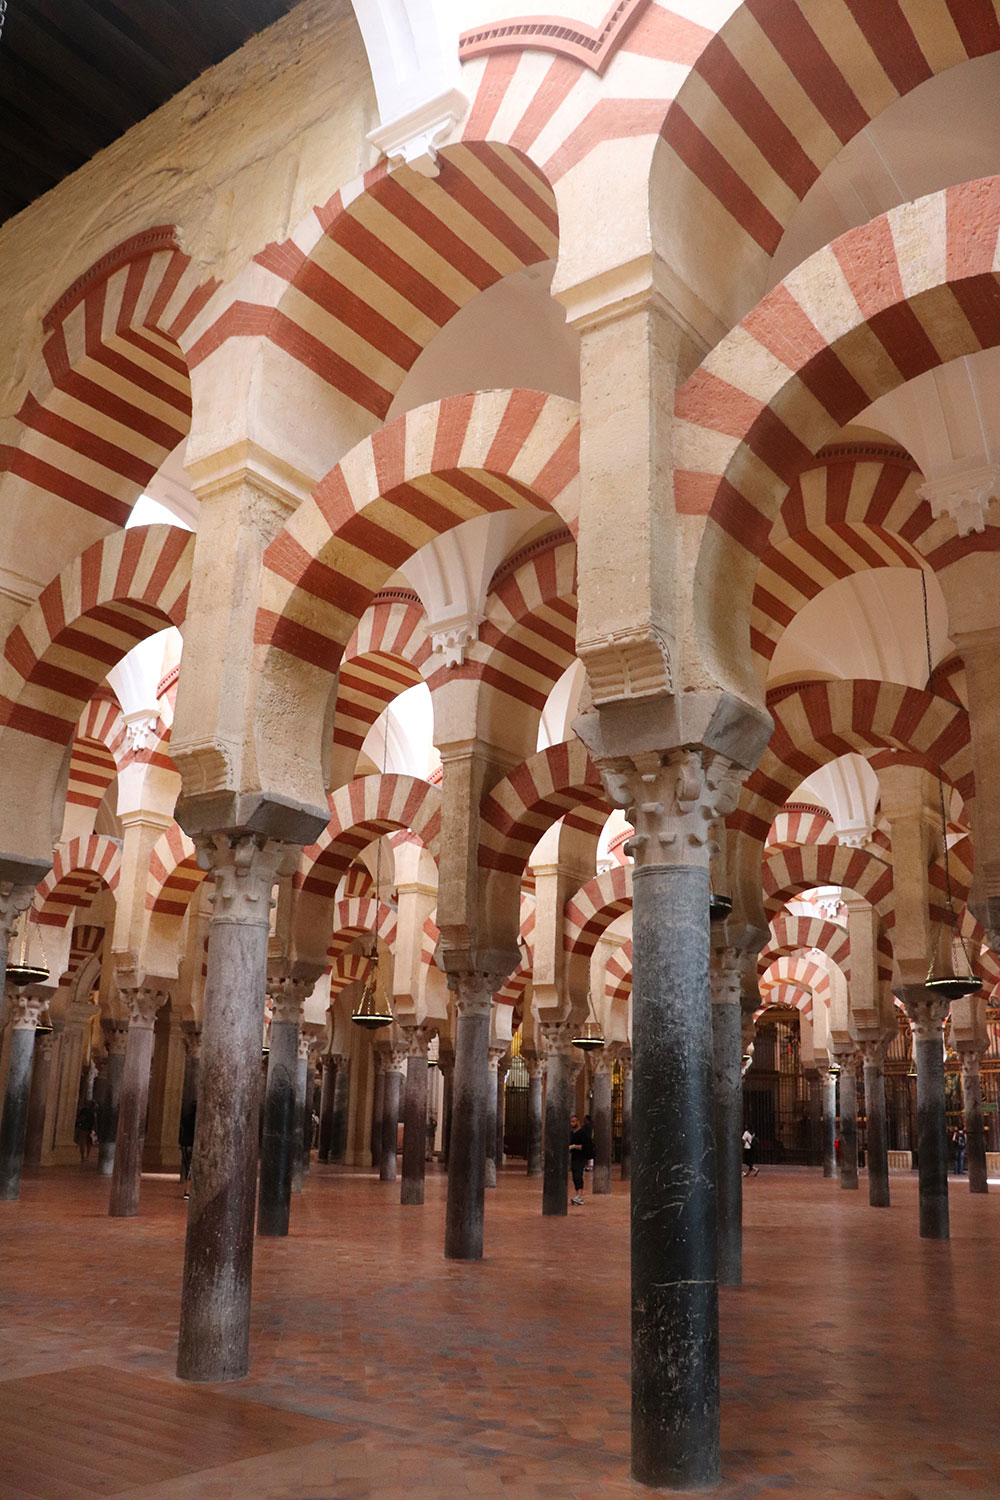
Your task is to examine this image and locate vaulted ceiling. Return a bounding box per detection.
[0,0,307,225]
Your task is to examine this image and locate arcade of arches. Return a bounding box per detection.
[6,1,1000,1493]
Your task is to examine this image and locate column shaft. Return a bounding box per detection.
[591,1065,613,1195]
[838,1062,859,1190]
[620,1071,632,1181]
[484,1059,499,1189]
[401,1051,429,1205]
[444,987,492,1260]
[291,1051,308,1193]
[24,1033,54,1168]
[331,1059,349,1162]
[542,1047,571,1215]
[711,982,743,1285]
[257,1015,298,1236]
[380,1067,402,1181]
[631,862,719,1490]
[0,1025,37,1200]
[915,1034,949,1239]
[863,1054,890,1208]
[370,1063,385,1169]
[821,1071,837,1178]
[108,1015,158,1218]
[962,1058,988,1195]
[317,1058,335,1162]
[525,1067,543,1177]
[98,1044,126,1176]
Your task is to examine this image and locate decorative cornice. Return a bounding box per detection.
[811,442,917,471]
[488,527,574,592]
[459,0,650,77]
[43,226,181,331]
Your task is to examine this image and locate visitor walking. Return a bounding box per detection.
[569,1114,587,1204]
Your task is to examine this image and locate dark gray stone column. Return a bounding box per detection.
[380,1048,405,1182]
[0,994,44,1200]
[591,1053,613,1195]
[317,1055,335,1162]
[819,1064,838,1178]
[444,974,501,1260]
[836,1052,859,1191]
[805,1069,822,1166]
[525,1056,544,1176]
[24,1027,55,1168]
[400,1027,430,1205]
[630,841,720,1489]
[257,984,302,1237]
[711,951,743,1285]
[330,1053,349,1162]
[98,1023,128,1176]
[620,1059,632,1181]
[109,984,168,1218]
[495,1052,508,1174]
[899,987,950,1240]
[292,1034,311,1193]
[859,1039,890,1208]
[484,1044,504,1188]
[440,1057,454,1165]
[541,1025,573,1215]
[370,1053,386,1169]
[959,1047,988,1194]
[177,833,292,1383]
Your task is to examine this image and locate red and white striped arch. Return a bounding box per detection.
[0,525,192,751]
[765,803,837,850]
[658,2,1000,294]
[563,864,633,960]
[761,914,849,977]
[328,897,398,963]
[605,939,633,1011]
[190,144,557,431]
[478,738,608,876]
[145,825,200,919]
[677,179,1000,701]
[3,228,211,532]
[762,843,894,922]
[333,594,430,765]
[35,836,121,928]
[297,775,441,905]
[57,923,104,994]
[328,952,374,998]
[66,693,125,816]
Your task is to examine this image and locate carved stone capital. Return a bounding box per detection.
[400,1023,434,1059]
[0,884,35,950]
[448,971,507,1019]
[182,1029,202,1061]
[955,1040,987,1075]
[35,1031,55,1061]
[268,975,310,1026]
[195,833,297,926]
[487,1043,507,1074]
[9,993,45,1030]
[589,1049,613,1076]
[856,1038,885,1068]
[385,1046,408,1074]
[297,1032,315,1063]
[330,1052,350,1070]
[710,947,742,1006]
[539,1021,574,1058]
[898,987,951,1043]
[121,986,168,1029]
[102,1020,130,1055]
[524,1055,545,1080]
[597,748,744,870]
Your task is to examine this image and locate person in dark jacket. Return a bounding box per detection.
[178,1100,197,1197]
[569,1115,588,1205]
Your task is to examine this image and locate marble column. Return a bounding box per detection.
[330,1053,350,1162]
[819,1064,838,1178]
[495,1053,508,1173]
[525,1055,544,1177]
[900,987,950,1240]
[97,1022,128,1176]
[257,981,304,1236]
[444,974,502,1260]
[317,1055,335,1162]
[484,1045,505,1188]
[439,1057,454,1165]
[539,1024,573,1215]
[177,833,292,1383]
[24,1028,55,1168]
[590,1052,613,1195]
[805,1069,822,1166]
[837,1053,860,1191]
[380,1047,405,1182]
[109,985,168,1218]
[370,1052,386,1169]
[616,749,737,1492]
[858,1039,890,1208]
[178,1028,200,1182]
[400,1026,430,1205]
[958,1044,988,1195]
[620,1058,632,1181]
[292,1032,312,1193]
[0,993,45,1200]
[711,950,743,1284]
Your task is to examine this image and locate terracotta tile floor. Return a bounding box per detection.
[1,1162,999,1498]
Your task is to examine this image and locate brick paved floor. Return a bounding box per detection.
[1,1162,999,1498]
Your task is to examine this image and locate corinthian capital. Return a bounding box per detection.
[195,833,298,925]
[600,748,744,871]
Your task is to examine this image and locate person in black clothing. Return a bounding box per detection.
[569,1114,587,1205]
[178,1100,197,1197]
[74,1100,96,1162]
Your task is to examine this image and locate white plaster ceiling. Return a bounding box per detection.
[400,510,541,633]
[794,755,880,847]
[139,439,199,530]
[359,682,441,779]
[537,657,584,751]
[106,629,179,723]
[387,262,579,420]
[768,567,952,690]
[771,52,1000,286]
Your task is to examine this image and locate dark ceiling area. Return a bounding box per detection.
[0,0,307,226]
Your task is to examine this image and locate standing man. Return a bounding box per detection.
[569,1114,587,1205]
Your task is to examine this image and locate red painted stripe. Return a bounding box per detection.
[370,173,502,293]
[279,253,423,372]
[698,38,819,199]
[659,103,783,253]
[459,141,559,243]
[254,609,346,672]
[945,0,1000,55]
[508,56,583,152]
[486,389,548,471]
[744,0,868,147]
[16,394,157,488]
[326,213,460,328]
[0,447,131,527]
[841,0,932,94]
[464,51,520,139]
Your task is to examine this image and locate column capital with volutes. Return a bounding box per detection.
[195,833,299,927]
